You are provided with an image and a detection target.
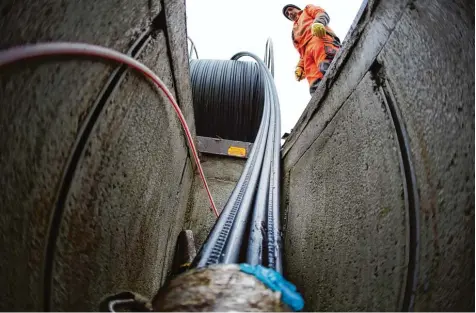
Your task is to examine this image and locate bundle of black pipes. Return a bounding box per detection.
[190,39,283,272]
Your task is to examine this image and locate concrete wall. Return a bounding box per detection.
[185,154,246,250]
[282,0,474,311]
[0,0,195,310]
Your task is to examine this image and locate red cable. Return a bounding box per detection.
[0,42,219,217]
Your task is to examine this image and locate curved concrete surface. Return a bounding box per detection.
[1,0,473,311]
[282,0,474,311]
[0,0,194,310]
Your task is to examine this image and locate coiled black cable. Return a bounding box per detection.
[190,59,264,142]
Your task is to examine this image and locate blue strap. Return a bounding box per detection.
[239,264,305,311]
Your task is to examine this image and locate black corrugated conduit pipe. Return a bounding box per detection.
[192,38,282,271]
[235,47,282,273]
[192,64,270,266]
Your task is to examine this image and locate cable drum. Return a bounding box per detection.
[190,59,264,142]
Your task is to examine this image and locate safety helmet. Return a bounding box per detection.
[282,4,301,21]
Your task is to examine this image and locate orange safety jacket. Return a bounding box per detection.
[291,5,341,92]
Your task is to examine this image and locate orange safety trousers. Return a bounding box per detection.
[302,36,339,93]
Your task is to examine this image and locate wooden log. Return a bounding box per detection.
[152,264,291,312]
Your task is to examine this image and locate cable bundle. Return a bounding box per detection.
[192,39,283,273]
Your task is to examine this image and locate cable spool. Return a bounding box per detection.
[190,59,264,143]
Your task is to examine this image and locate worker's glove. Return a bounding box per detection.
[311,22,326,38]
[295,66,305,81]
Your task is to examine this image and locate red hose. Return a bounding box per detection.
[0,42,219,217]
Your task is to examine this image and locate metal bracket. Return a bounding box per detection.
[196,136,253,159]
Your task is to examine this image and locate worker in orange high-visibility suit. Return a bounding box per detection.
[283,4,341,94]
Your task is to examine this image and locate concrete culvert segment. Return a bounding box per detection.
[0,0,473,311]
